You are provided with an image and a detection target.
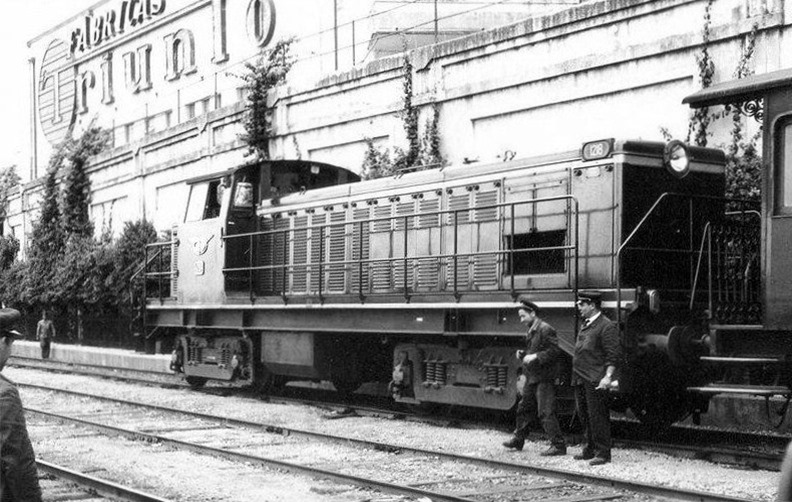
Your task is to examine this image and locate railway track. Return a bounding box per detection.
[37,459,172,501]
[11,356,788,472]
[19,381,759,501]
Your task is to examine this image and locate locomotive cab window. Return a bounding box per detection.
[505,229,566,274]
[776,120,792,215]
[185,179,224,222]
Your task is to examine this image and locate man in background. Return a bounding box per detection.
[0,308,43,501]
[36,311,55,360]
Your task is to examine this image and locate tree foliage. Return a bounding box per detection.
[240,38,294,159]
[61,127,111,237]
[0,127,160,346]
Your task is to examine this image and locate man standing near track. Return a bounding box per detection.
[35,311,55,360]
[572,291,620,466]
[0,308,43,502]
[502,296,566,456]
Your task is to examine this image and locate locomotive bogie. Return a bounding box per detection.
[391,342,522,410]
[173,330,254,384]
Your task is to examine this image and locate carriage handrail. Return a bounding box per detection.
[222,194,579,302]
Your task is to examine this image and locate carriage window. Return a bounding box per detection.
[777,123,792,215]
[505,229,566,274]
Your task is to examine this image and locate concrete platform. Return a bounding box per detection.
[11,341,171,373]
[9,341,792,434]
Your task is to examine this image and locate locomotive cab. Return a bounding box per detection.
[151,160,360,387]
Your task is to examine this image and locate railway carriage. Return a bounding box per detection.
[144,136,758,426]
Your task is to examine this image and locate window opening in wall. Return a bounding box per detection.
[505,229,566,275]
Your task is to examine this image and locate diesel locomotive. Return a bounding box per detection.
[144,129,782,427]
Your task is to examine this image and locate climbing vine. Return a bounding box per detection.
[689,0,715,147]
[241,38,295,159]
[362,52,445,178]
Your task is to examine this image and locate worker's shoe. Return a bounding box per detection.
[573,449,595,460]
[502,437,525,451]
[589,456,611,466]
[539,445,566,456]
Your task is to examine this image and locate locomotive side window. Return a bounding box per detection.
[505,229,566,274]
[184,179,223,222]
[776,121,792,215]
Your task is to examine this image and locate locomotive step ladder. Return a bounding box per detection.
[688,354,791,396]
[687,384,791,396]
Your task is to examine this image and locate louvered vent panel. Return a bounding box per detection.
[258,218,288,294]
[418,199,439,228]
[291,216,308,294]
[416,258,439,290]
[474,190,498,221]
[326,212,347,293]
[371,205,393,291]
[394,201,415,231]
[473,255,498,288]
[170,229,178,297]
[309,214,326,293]
[448,255,471,291]
[372,204,391,232]
[350,208,370,294]
[272,218,289,293]
[393,257,414,291]
[447,193,471,224]
[416,199,440,291]
[473,189,500,288]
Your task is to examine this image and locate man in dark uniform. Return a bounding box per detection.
[572,291,620,466]
[35,311,55,360]
[0,308,43,502]
[502,296,566,456]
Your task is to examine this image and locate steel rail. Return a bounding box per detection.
[37,459,174,502]
[29,407,482,502]
[22,383,755,502]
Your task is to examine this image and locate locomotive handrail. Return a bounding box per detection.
[615,192,760,326]
[143,240,178,302]
[221,194,580,302]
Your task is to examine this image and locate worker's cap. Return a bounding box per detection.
[0,308,23,339]
[577,291,602,305]
[517,295,540,313]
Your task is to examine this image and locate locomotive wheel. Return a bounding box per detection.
[185,376,208,389]
[254,363,288,396]
[629,352,690,430]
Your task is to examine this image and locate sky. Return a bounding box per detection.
[1,0,99,174]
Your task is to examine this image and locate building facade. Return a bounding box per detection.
[9,0,781,249]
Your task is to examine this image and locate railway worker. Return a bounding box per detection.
[502,296,566,456]
[35,311,55,360]
[0,308,43,502]
[572,291,620,466]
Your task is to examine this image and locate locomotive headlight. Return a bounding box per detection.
[664,140,690,178]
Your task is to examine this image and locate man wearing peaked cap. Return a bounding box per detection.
[502,295,566,456]
[572,290,620,466]
[577,291,602,305]
[0,307,24,340]
[0,308,43,502]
